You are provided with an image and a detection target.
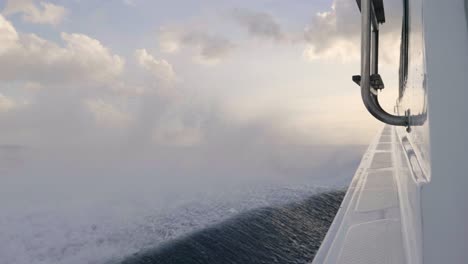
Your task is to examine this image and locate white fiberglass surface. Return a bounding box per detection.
[313,126,426,264]
[420,0,468,263]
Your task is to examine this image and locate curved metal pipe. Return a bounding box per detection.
[361,0,409,127]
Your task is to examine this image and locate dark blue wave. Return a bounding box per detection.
[119,190,345,264]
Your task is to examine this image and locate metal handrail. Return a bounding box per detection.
[359,0,410,127]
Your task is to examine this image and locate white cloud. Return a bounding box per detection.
[0,14,18,53]
[135,49,176,84]
[3,0,67,25]
[303,38,359,62]
[303,0,401,64]
[0,15,124,85]
[159,27,234,65]
[159,27,181,53]
[303,1,360,62]
[84,98,131,127]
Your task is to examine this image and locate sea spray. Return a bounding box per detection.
[120,190,345,264]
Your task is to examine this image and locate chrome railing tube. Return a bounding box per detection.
[360,0,410,127]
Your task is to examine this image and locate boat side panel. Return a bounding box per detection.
[396,0,430,177]
[421,0,468,263]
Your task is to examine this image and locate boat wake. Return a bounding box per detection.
[119,190,345,264]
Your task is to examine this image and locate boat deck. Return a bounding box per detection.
[312,126,426,264]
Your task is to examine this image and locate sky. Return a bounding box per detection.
[0,0,404,149]
[0,0,409,200]
[0,0,407,206]
[0,0,405,263]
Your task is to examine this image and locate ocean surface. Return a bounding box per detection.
[0,185,346,264]
[0,144,363,264]
[118,190,345,264]
[119,191,345,264]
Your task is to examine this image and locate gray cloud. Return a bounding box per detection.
[158,2,377,65]
[227,1,402,64]
[232,8,286,41]
[159,27,235,64]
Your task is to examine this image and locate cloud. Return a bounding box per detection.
[303,1,360,62]
[2,0,67,25]
[151,118,203,146]
[0,14,19,53]
[159,27,234,64]
[0,15,124,85]
[0,93,17,112]
[84,98,131,128]
[22,81,43,91]
[0,93,30,114]
[135,49,176,84]
[303,38,359,62]
[122,0,136,6]
[232,8,286,42]
[175,2,402,65]
[303,0,402,64]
